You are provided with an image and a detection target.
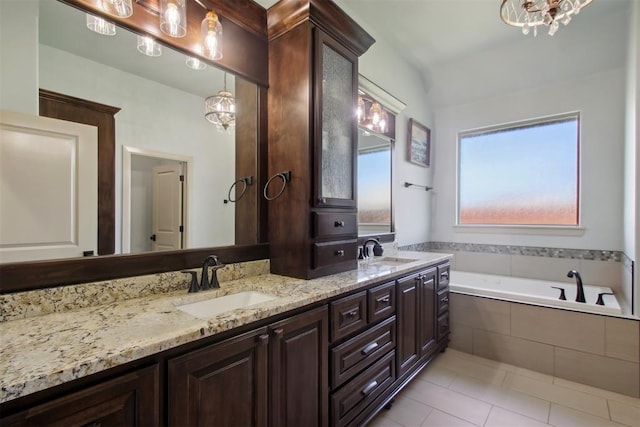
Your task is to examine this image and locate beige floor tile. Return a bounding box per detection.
[608,400,640,427]
[419,360,458,388]
[449,374,550,422]
[369,411,405,427]
[552,377,640,408]
[449,349,554,383]
[431,350,507,385]
[485,407,551,427]
[403,380,492,426]
[548,403,627,427]
[420,409,478,427]
[506,373,610,419]
[382,396,433,427]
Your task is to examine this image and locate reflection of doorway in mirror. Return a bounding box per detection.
[122,146,192,254]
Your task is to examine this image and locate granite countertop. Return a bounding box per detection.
[0,251,450,404]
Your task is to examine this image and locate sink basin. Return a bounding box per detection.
[367,256,416,266]
[177,291,279,319]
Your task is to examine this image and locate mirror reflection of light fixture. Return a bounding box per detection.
[205,73,235,131]
[160,0,186,38]
[186,46,207,70]
[357,95,389,135]
[500,0,593,36]
[86,14,116,36]
[201,10,223,60]
[101,0,133,18]
[137,35,162,57]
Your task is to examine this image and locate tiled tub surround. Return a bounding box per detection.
[0,251,450,404]
[448,292,640,398]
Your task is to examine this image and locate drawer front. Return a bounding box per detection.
[368,281,396,324]
[331,316,396,388]
[331,350,396,427]
[331,291,367,341]
[437,289,449,315]
[313,240,358,269]
[437,312,450,342]
[313,212,357,238]
[437,263,450,290]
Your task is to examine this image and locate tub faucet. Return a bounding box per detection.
[567,270,586,303]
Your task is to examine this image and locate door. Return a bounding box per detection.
[0,109,97,262]
[418,268,437,356]
[396,273,419,377]
[151,163,183,251]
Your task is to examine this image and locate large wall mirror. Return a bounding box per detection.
[0,0,268,292]
[356,75,406,240]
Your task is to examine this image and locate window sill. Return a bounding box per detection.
[453,225,585,236]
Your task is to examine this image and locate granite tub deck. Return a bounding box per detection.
[0,251,451,404]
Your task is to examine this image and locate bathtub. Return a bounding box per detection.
[449,271,622,315]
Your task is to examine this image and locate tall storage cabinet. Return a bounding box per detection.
[267,0,375,279]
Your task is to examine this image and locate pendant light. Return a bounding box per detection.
[160,0,186,38]
[201,10,223,60]
[205,73,235,131]
[101,0,133,18]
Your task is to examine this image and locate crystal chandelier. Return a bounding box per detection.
[205,73,235,131]
[500,0,593,36]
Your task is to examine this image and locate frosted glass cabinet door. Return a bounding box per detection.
[316,31,358,208]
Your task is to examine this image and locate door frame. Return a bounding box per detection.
[122,146,192,253]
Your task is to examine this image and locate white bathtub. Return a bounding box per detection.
[449,271,622,315]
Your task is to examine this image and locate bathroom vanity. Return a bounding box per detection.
[0,253,451,426]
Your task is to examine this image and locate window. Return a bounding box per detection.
[458,113,579,226]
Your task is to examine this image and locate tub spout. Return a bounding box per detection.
[567,270,586,303]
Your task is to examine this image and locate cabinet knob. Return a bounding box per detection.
[379,296,390,304]
[442,297,449,303]
[335,250,345,257]
[346,309,358,318]
[334,220,345,227]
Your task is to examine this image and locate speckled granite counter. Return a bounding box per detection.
[0,251,450,404]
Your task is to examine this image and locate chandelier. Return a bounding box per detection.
[205,73,236,131]
[357,95,388,135]
[500,0,593,36]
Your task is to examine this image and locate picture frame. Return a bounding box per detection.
[407,118,430,167]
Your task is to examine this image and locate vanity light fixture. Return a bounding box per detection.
[160,0,187,38]
[205,73,235,131]
[101,0,133,18]
[500,0,593,36]
[86,14,116,36]
[137,35,162,57]
[201,10,223,60]
[358,96,389,135]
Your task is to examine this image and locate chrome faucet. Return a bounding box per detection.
[361,238,383,260]
[182,255,225,293]
[567,270,586,303]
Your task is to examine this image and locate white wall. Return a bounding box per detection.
[39,45,236,252]
[336,0,435,246]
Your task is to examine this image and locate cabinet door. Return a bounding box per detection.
[1,365,159,427]
[419,268,437,356]
[396,273,419,377]
[314,29,358,208]
[167,328,269,427]
[270,306,329,427]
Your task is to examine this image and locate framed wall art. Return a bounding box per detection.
[407,118,430,167]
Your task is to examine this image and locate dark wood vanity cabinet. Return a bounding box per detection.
[167,306,328,427]
[1,365,159,427]
[267,0,375,280]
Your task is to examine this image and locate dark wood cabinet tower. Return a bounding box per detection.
[266,0,375,279]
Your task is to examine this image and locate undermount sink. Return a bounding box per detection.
[176,291,280,320]
[367,256,416,266]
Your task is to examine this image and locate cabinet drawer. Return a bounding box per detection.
[368,281,395,323]
[437,263,450,289]
[313,240,358,269]
[330,316,396,388]
[437,289,449,315]
[437,312,450,342]
[331,350,395,427]
[313,212,357,238]
[331,291,367,341]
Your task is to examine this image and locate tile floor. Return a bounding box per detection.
[369,349,640,427]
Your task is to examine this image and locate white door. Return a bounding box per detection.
[151,163,183,251]
[0,109,97,262]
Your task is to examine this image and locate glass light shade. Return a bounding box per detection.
[101,0,133,18]
[205,90,235,131]
[201,11,223,60]
[86,14,116,36]
[357,96,365,122]
[137,35,162,57]
[186,46,207,70]
[160,0,186,38]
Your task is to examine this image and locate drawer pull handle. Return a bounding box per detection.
[335,250,345,257]
[361,342,379,355]
[361,380,378,396]
[441,297,449,303]
[334,220,345,227]
[379,296,390,304]
[346,309,358,318]
[441,271,449,280]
